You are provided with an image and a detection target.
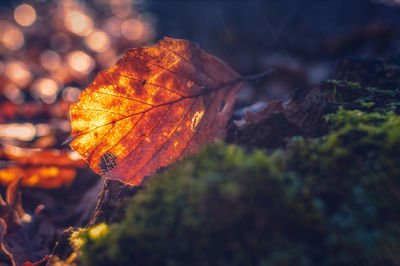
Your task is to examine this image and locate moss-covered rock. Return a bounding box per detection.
[79,56,400,266]
[79,142,323,266]
[79,105,400,265]
[288,109,400,265]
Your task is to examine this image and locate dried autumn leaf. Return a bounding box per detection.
[0,146,86,189]
[68,37,244,185]
[0,179,54,266]
[0,166,77,189]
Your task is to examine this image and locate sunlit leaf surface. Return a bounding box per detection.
[69,37,244,185]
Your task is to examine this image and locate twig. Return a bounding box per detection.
[242,68,275,82]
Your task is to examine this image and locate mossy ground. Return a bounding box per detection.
[79,73,400,265]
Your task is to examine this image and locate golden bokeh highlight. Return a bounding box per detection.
[62,86,81,102]
[31,78,59,104]
[0,123,36,141]
[2,26,24,51]
[5,61,32,87]
[85,30,110,52]
[40,50,62,71]
[13,4,37,27]
[121,18,143,40]
[3,84,25,104]
[64,11,93,36]
[103,17,122,37]
[67,50,95,74]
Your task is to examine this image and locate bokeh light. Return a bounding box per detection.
[40,50,62,71]
[0,0,156,143]
[5,61,32,88]
[85,30,111,52]
[31,78,60,104]
[121,18,143,40]
[62,86,81,103]
[2,25,24,51]
[102,17,122,37]
[14,4,37,27]
[0,123,36,141]
[3,84,25,104]
[64,10,94,36]
[67,50,95,74]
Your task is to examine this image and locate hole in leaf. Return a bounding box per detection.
[142,80,147,85]
[99,152,117,174]
[219,101,226,112]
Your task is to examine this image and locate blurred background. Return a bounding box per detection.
[0,0,400,148]
[0,0,399,238]
[0,0,399,150]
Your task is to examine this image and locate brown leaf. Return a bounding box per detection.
[69,37,244,185]
[2,146,86,168]
[0,146,86,189]
[0,179,55,266]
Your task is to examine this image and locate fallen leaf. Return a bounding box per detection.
[2,146,86,167]
[0,146,86,189]
[0,179,55,266]
[68,37,244,185]
[0,166,77,189]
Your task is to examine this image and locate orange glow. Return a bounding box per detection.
[0,166,76,189]
[35,123,51,137]
[0,123,36,141]
[40,50,62,71]
[67,50,95,74]
[13,4,37,27]
[68,150,83,161]
[0,145,85,188]
[85,30,110,52]
[121,18,143,40]
[64,11,93,36]
[2,145,86,167]
[2,26,24,51]
[68,37,243,186]
[5,61,32,87]
[31,78,59,104]
[191,111,204,132]
[3,84,25,104]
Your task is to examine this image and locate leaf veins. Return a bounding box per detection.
[69,37,244,185]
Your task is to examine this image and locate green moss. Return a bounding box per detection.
[80,143,324,266]
[327,80,364,103]
[288,109,400,265]
[79,76,400,265]
[326,80,400,113]
[80,107,400,266]
[358,101,375,108]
